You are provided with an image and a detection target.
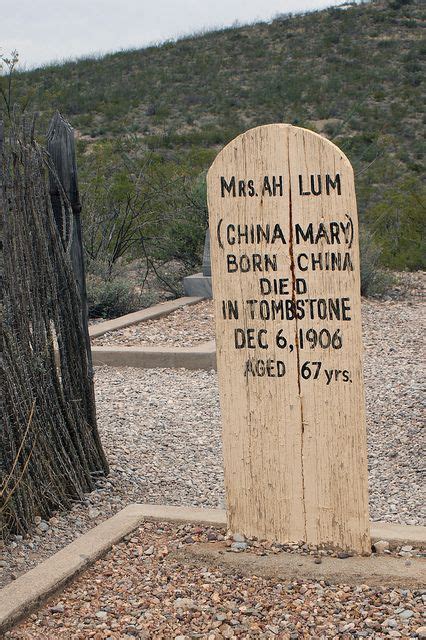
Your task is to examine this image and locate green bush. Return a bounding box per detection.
[151,174,208,269]
[359,232,394,298]
[87,276,140,319]
[363,177,425,271]
[388,0,412,10]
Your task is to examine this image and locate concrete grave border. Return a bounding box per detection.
[89,296,203,339]
[92,340,217,370]
[88,296,217,370]
[1,504,425,635]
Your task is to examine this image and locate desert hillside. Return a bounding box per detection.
[7,0,425,280]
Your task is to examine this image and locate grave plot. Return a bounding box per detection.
[1,275,424,589]
[88,297,216,370]
[92,300,215,347]
[5,521,425,639]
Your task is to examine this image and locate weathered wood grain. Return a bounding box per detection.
[47,111,92,372]
[207,124,370,554]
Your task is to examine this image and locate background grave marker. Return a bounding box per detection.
[207,124,370,554]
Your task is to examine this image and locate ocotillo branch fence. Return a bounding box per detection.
[1,114,108,537]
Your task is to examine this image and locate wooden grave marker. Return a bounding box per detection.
[207,124,370,554]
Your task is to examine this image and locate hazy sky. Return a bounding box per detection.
[3,0,345,69]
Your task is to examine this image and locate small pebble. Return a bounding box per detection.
[50,604,65,613]
[95,610,108,619]
[373,540,390,554]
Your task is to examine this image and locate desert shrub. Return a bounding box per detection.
[79,138,209,277]
[359,232,394,298]
[388,0,412,9]
[150,173,208,269]
[87,276,140,319]
[363,177,425,271]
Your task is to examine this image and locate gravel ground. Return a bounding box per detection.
[363,297,425,527]
[6,522,426,639]
[1,275,424,590]
[92,300,215,347]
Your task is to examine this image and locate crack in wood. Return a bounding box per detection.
[287,138,307,542]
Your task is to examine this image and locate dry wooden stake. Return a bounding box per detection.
[207,124,370,554]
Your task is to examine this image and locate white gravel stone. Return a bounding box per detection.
[373,540,390,554]
[95,610,108,619]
